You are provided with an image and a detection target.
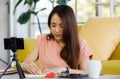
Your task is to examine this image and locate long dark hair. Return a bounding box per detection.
[48,5,80,69]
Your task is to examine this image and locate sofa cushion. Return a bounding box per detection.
[109,42,120,60]
[79,18,120,60]
[17,39,36,63]
[101,60,120,74]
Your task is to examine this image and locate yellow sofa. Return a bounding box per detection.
[17,18,120,75]
[78,18,120,74]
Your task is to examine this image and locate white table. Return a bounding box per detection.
[1,73,120,79]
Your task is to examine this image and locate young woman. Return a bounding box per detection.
[21,5,93,75]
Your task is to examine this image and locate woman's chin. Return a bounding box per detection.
[54,37,62,41]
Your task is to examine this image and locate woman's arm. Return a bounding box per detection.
[21,41,41,74]
[43,58,89,75]
[69,58,89,74]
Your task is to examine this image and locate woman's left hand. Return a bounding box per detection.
[43,67,67,74]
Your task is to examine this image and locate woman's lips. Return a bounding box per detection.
[54,34,62,37]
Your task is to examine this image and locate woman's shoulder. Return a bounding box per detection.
[37,34,48,40]
[36,34,50,46]
[78,36,91,49]
[78,36,87,44]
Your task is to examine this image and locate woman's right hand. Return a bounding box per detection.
[24,62,41,75]
[21,42,41,75]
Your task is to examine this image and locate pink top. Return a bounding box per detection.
[37,34,92,71]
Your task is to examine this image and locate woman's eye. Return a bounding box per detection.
[52,25,56,27]
[60,25,63,28]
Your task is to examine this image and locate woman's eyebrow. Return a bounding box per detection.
[51,22,63,25]
[51,22,56,24]
[59,24,63,25]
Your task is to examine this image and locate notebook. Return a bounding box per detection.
[0,68,18,75]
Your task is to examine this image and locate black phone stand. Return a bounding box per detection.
[0,37,25,79]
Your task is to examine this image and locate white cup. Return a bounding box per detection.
[87,60,102,78]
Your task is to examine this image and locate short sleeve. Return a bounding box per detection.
[78,37,93,64]
[37,34,46,47]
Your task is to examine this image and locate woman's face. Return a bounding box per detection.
[50,13,64,42]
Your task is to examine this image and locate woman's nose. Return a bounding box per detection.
[55,26,60,32]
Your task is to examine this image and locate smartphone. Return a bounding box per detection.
[4,37,24,50]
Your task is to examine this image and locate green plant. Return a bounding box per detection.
[11,0,71,34]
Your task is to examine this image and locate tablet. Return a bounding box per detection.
[58,73,88,78]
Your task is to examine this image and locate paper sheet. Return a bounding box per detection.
[25,74,45,78]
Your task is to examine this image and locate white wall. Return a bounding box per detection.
[0,0,9,68]
[0,0,31,68]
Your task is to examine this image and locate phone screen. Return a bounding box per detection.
[4,38,24,50]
